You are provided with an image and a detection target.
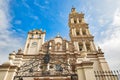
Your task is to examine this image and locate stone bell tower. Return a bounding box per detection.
[24,29,46,55]
[69,7,96,52]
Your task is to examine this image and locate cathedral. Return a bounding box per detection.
[0,8,110,80]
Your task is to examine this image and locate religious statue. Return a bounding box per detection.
[43,53,50,64]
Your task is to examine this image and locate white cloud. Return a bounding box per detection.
[0,0,24,64]
[112,8,120,26]
[0,0,11,29]
[97,8,120,70]
[77,0,120,70]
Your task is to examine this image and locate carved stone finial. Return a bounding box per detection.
[71,7,76,13]
[98,46,103,53]
[12,51,16,54]
[17,48,22,54]
[9,51,16,60]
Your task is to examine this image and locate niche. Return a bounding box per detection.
[79,42,83,51]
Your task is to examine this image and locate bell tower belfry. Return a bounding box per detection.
[69,7,96,52]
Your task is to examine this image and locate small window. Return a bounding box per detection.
[79,20,81,23]
[74,20,77,24]
[83,31,86,35]
[76,31,80,35]
[79,43,83,51]
[76,29,80,35]
[36,32,38,34]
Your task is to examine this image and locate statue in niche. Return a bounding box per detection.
[43,53,50,64]
[56,42,61,50]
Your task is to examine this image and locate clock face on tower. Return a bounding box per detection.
[31,42,37,47]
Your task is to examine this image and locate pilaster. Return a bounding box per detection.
[80,28,82,35]
[76,61,96,80]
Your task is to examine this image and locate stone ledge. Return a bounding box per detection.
[75,61,94,67]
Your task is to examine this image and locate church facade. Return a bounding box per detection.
[0,8,110,80]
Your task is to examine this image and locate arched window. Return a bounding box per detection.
[36,32,38,34]
[82,29,86,35]
[76,29,80,35]
[74,20,77,24]
[86,42,91,51]
[79,42,83,51]
[79,20,81,23]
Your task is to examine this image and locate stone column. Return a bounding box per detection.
[80,28,82,36]
[76,61,96,80]
[66,42,69,50]
[72,29,75,36]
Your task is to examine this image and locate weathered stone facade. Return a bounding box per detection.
[0,8,110,80]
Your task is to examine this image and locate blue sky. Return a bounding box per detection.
[0,0,120,69]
